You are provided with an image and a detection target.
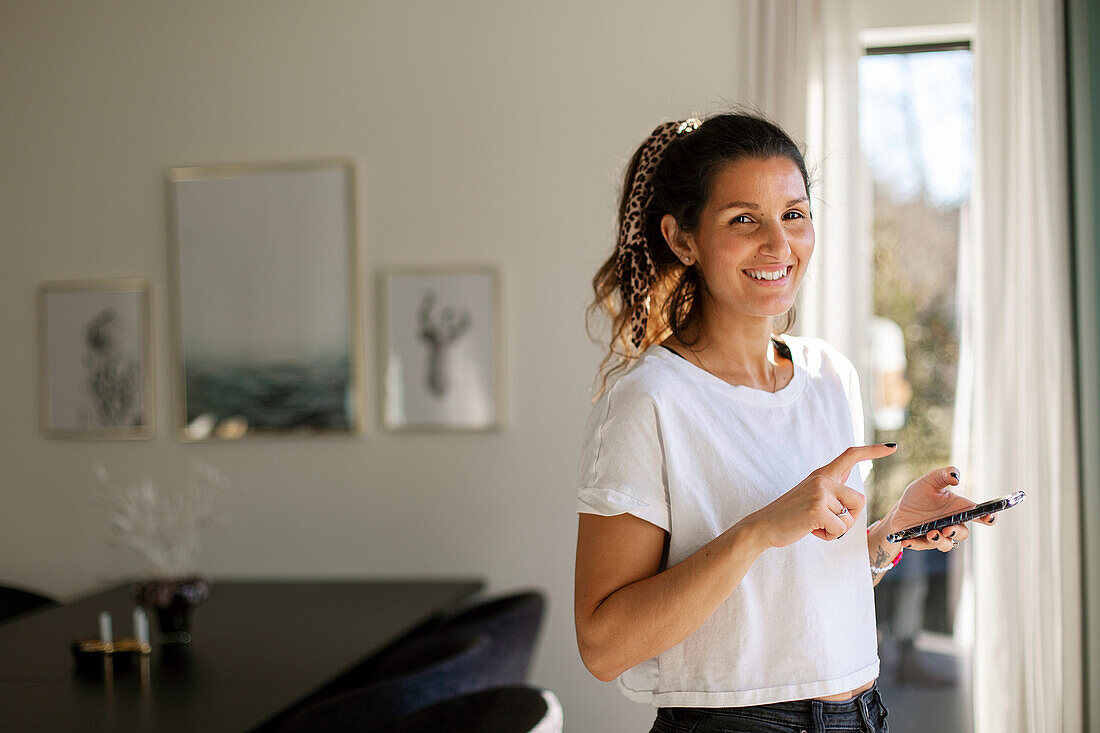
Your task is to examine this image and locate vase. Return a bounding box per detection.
[134,577,212,644]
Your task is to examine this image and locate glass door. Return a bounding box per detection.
[858,42,974,733]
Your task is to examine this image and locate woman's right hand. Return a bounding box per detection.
[744,444,898,548]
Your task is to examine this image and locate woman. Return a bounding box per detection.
[574,113,997,733]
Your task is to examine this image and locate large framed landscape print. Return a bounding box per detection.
[166,159,363,441]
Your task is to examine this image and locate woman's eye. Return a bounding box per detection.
[783,210,805,220]
[730,214,753,225]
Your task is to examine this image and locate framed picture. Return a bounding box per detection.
[38,278,153,438]
[381,267,503,432]
[166,159,363,441]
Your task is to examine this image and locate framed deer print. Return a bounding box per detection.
[380,266,503,432]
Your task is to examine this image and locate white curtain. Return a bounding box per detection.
[963,0,1084,730]
[738,0,872,374]
[740,1,1085,731]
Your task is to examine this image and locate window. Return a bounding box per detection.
[858,42,974,729]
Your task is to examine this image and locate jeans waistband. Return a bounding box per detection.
[654,682,887,733]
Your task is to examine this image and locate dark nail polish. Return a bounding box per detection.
[948,530,956,538]
[950,472,959,479]
[883,442,897,448]
[931,533,940,540]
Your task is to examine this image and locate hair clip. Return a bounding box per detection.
[677,118,702,135]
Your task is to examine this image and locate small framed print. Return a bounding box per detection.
[381,266,503,432]
[39,278,153,438]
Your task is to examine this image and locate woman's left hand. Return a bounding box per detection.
[884,466,997,552]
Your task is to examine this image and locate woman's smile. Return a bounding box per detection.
[743,264,794,285]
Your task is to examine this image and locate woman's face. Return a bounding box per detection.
[673,156,814,325]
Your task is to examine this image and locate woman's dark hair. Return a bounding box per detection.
[588,112,811,392]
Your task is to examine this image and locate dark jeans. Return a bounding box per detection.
[650,683,888,733]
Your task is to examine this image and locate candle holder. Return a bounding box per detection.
[71,637,152,676]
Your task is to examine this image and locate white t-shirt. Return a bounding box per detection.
[576,335,879,707]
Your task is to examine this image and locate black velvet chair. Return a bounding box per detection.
[0,585,56,624]
[387,685,564,733]
[426,589,546,686]
[278,632,492,732]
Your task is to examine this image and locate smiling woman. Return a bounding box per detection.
[587,115,812,395]
[575,112,1000,733]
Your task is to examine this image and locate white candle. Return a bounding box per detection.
[98,611,113,644]
[133,607,149,645]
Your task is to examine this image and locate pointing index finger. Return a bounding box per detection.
[820,443,898,484]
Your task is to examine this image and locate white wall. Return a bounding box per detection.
[855,0,973,31]
[0,1,749,729]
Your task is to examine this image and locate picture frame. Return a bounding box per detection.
[38,278,153,439]
[166,159,363,441]
[380,266,503,432]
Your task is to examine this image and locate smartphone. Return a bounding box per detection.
[885,490,1026,544]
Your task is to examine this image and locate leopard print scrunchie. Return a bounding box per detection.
[617,118,701,350]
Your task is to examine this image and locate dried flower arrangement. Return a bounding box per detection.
[97,461,230,580]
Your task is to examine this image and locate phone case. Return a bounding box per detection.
[885,490,1026,543]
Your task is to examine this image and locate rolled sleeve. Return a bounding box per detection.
[576,487,670,532]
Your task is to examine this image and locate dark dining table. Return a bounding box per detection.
[0,578,484,732]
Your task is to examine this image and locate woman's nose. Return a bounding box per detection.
[761,220,792,258]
